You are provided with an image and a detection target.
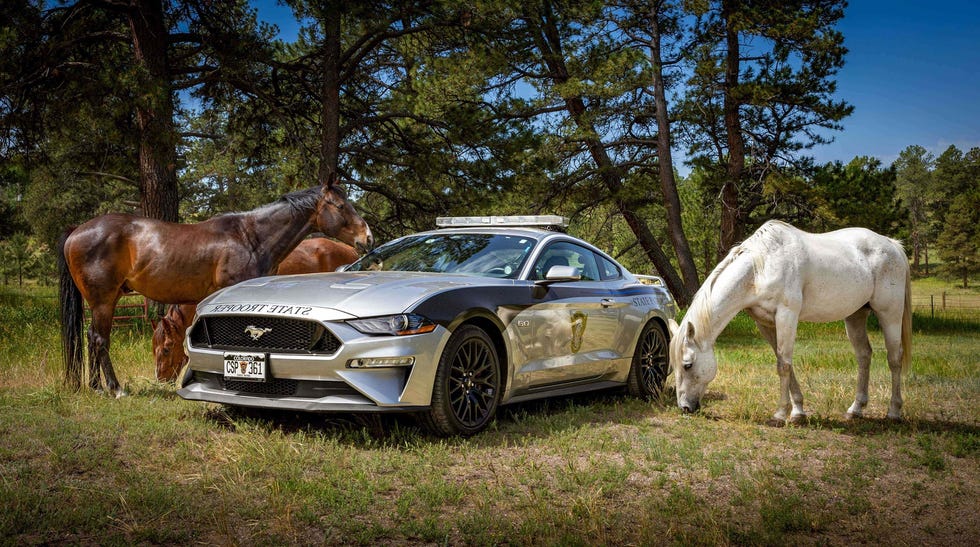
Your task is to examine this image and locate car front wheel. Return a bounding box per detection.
[421,325,502,436]
[627,320,669,399]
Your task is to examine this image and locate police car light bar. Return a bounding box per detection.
[436,215,569,229]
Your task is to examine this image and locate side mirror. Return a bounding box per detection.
[532,265,580,299]
[544,265,581,281]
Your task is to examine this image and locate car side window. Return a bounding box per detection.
[596,252,621,280]
[531,241,600,281]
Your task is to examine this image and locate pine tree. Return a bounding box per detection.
[893,145,936,272]
[936,190,980,288]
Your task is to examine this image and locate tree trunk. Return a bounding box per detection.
[911,228,920,272]
[128,0,179,222]
[531,3,689,305]
[319,9,342,185]
[649,3,699,299]
[568,96,684,301]
[719,0,745,258]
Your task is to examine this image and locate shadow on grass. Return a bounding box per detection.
[202,405,404,439]
[128,379,182,400]
[714,310,980,343]
[190,387,678,447]
[911,312,980,334]
[800,414,980,440]
[695,408,980,449]
[139,378,977,455]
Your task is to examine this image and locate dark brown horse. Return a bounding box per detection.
[60,179,373,396]
[152,237,360,381]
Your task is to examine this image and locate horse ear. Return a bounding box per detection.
[324,171,339,189]
[685,321,696,340]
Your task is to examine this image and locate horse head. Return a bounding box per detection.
[670,318,717,413]
[315,175,374,253]
[153,305,191,382]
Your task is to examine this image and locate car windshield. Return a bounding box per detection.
[346,233,537,278]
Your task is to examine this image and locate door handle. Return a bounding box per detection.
[601,298,615,308]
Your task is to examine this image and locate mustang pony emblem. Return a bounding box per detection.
[244,325,273,341]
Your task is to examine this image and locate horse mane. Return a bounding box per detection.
[685,220,793,340]
[209,186,323,221]
[685,245,742,341]
[268,186,323,213]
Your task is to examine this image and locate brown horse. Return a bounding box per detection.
[60,178,373,396]
[152,238,360,381]
[276,236,360,276]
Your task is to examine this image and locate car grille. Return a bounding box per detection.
[223,377,299,396]
[189,316,342,354]
[192,372,362,399]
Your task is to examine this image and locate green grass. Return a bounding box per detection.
[0,282,978,545]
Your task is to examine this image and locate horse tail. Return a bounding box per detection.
[901,259,912,375]
[58,227,84,390]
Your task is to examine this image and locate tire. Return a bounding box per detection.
[627,320,669,399]
[421,325,502,437]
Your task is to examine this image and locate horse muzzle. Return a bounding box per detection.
[355,236,374,254]
[678,399,701,413]
[354,226,375,254]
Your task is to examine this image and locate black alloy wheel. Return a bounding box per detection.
[422,325,502,436]
[627,321,670,399]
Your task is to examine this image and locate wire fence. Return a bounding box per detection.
[911,293,980,319]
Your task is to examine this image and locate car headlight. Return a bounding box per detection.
[347,314,437,336]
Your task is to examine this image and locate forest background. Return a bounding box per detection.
[1,0,978,305]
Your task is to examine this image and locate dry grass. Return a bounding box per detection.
[0,284,978,545]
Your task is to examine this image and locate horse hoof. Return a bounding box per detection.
[765,418,786,428]
[114,389,129,399]
[843,412,862,421]
[788,414,808,426]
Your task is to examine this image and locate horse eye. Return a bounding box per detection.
[683,361,693,370]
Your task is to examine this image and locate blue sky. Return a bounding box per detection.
[252,1,980,168]
[812,1,980,165]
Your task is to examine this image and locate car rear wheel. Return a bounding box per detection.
[421,325,501,437]
[627,320,669,399]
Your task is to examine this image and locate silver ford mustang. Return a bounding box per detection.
[177,216,676,436]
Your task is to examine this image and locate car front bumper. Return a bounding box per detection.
[177,320,451,412]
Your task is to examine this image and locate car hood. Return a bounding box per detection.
[198,271,518,318]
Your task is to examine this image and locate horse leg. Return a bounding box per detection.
[754,322,786,419]
[87,305,127,397]
[86,307,110,391]
[877,312,906,420]
[772,309,805,422]
[843,308,872,419]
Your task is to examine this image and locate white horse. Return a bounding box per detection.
[669,220,911,422]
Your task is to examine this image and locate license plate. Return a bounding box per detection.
[223,352,267,382]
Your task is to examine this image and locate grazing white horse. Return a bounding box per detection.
[669,220,911,422]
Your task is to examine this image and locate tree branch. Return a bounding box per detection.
[78,171,137,185]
